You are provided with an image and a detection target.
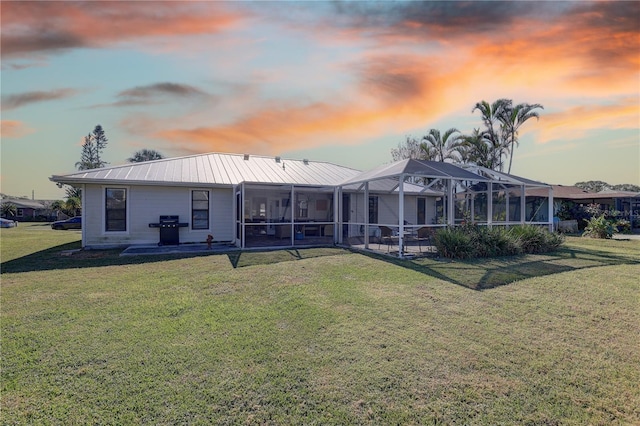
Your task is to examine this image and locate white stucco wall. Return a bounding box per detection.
[82,184,234,248]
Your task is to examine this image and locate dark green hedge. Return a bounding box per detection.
[434,225,564,259]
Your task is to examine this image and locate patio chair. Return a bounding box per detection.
[378,226,396,252]
[416,227,436,253]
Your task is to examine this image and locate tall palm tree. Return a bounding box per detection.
[420,128,463,163]
[458,128,500,170]
[472,99,512,171]
[500,102,543,174]
[128,149,165,163]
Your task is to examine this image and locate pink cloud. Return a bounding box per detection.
[1,120,35,139]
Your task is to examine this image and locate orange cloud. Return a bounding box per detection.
[534,100,640,144]
[1,2,245,58]
[151,54,460,155]
[92,2,636,158]
[1,120,35,139]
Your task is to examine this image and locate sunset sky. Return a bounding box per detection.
[1,1,639,199]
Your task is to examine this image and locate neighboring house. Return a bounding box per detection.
[50,152,553,251]
[527,185,640,229]
[0,198,47,221]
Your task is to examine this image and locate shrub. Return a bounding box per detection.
[434,225,563,259]
[473,226,520,257]
[582,214,615,239]
[434,227,475,259]
[615,219,631,234]
[509,225,564,254]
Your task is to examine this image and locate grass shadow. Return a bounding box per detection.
[0,242,226,274]
[3,237,637,291]
[352,243,640,291]
[227,247,344,268]
[1,243,347,274]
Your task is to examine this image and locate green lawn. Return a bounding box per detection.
[2,224,639,424]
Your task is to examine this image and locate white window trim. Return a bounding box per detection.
[190,188,211,232]
[102,185,130,235]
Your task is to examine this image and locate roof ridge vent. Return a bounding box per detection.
[243,154,250,160]
[275,156,281,163]
[303,159,309,165]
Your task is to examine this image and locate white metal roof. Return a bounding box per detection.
[340,159,489,186]
[340,159,550,188]
[50,153,362,187]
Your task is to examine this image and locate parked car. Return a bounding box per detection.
[51,216,82,230]
[0,218,17,228]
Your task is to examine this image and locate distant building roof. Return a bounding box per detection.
[527,185,640,199]
[0,198,45,209]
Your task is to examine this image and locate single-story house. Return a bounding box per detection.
[527,185,640,229]
[50,152,553,255]
[0,198,47,221]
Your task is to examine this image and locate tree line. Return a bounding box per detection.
[391,98,543,174]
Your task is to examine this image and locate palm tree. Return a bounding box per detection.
[472,99,512,171]
[49,200,65,220]
[64,197,81,217]
[65,185,82,200]
[420,128,463,162]
[128,149,165,163]
[500,102,543,174]
[457,128,504,170]
[1,202,17,219]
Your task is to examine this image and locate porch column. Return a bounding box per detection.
[505,189,510,225]
[364,182,370,248]
[471,195,475,223]
[241,182,246,249]
[81,184,86,248]
[520,185,526,224]
[487,181,493,228]
[334,186,340,245]
[290,185,295,246]
[398,174,405,256]
[548,186,554,232]
[447,179,454,227]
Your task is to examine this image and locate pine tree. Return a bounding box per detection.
[75,125,109,170]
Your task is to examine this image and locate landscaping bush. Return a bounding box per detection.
[433,227,475,259]
[582,214,615,239]
[435,225,563,259]
[472,226,519,257]
[509,224,564,254]
[615,219,632,234]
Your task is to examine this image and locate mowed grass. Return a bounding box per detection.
[1,224,639,424]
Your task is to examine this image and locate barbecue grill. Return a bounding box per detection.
[148,215,189,246]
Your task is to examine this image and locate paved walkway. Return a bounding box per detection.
[612,233,640,240]
[120,243,238,256]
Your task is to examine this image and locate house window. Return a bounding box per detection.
[16,208,24,217]
[105,188,127,232]
[369,196,379,224]
[192,190,210,230]
[417,198,426,225]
